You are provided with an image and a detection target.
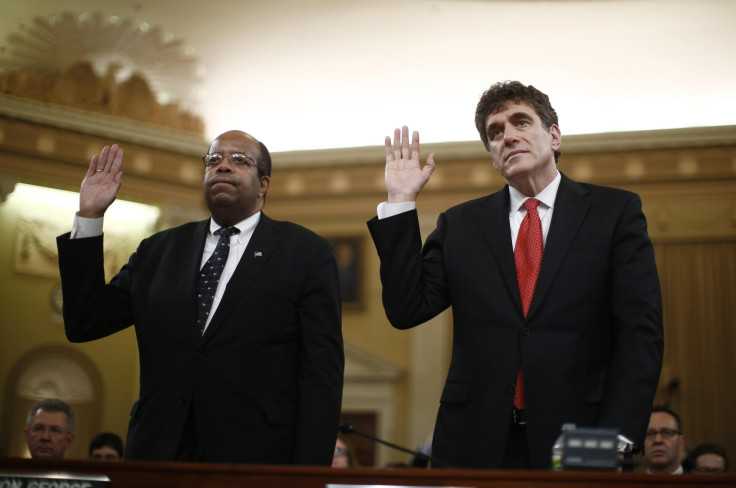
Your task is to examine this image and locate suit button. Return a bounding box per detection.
[194,352,203,359]
[178,398,186,406]
[506,385,515,393]
[522,327,530,336]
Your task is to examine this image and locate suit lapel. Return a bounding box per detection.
[183,220,210,346]
[200,214,280,343]
[475,187,523,314]
[526,173,590,321]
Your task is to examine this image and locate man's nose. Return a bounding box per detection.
[503,124,519,143]
[216,159,234,172]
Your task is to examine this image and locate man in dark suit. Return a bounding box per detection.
[368,81,663,469]
[57,130,344,464]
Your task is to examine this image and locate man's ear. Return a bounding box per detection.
[549,124,561,151]
[259,175,270,193]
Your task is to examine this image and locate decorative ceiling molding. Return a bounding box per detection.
[0,93,208,155]
[0,10,205,134]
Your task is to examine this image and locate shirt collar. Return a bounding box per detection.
[209,211,261,242]
[509,171,561,214]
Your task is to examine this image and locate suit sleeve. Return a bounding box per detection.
[294,235,344,465]
[598,193,664,449]
[367,209,451,329]
[56,232,135,342]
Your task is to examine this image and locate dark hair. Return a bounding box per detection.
[89,432,124,458]
[474,80,560,163]
[26,398,77,433]
[651,405,683,433]
[687,443,728,472]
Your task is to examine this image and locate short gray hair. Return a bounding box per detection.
[26,398,77,433]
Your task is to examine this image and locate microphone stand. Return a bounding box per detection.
[338,422,454,468]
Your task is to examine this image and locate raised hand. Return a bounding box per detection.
[384,126,435,203]
[79,144,124,218]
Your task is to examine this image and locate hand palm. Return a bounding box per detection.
[385,126,435,203]
[79,145,124,218]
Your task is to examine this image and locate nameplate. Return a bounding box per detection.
[0,472,110,488]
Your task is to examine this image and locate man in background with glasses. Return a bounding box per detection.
[644,406,685,474]
[24,398,76,459]
[56,131,344,465]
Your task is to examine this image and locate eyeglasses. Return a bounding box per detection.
[334,447,349,456]
[644,428,680,440]
[29,424,68,438]
[692,467,725,474]
[202,152,258,170]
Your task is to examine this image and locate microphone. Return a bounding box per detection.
[338,421,454,468]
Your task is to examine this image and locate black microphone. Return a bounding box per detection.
[338,421,453,468]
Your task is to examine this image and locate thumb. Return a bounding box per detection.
[423,153,436,180]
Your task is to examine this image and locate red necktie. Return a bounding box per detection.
[513,198,543,410]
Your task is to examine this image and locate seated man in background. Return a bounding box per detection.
[24,398,76,459]
[644,406,685,474]
[687,443,728,474]
[89,432,124,461]
[332,433,359,468]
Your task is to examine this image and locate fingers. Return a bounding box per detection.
[386,126,424,163]
[88,145,124,176]
[86,154,100,177]
[411,130,420,161]
[401,126,410,160]
[393,128,402,161]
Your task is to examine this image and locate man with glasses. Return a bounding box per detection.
[644,406,685,474]
[56,131,344,465]
[24,399,76,459]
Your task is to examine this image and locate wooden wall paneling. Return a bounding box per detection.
[654,241,736,460]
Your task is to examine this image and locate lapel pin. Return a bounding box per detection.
[254,251,263,257]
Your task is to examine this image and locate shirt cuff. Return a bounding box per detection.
[71,212,104,239]
[377,201,416,220]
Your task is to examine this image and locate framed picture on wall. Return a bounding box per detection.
[328,235,363,309]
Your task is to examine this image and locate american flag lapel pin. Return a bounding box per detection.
[254,251,263,257]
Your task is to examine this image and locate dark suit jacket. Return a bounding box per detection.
[368,173,663,469]
[57,213,344,465]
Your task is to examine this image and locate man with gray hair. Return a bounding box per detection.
[24,398,76,459]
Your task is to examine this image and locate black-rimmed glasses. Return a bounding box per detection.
[644,428,680,440]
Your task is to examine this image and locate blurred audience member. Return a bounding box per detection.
[687,443,728,474]
[644,406,684,474]
[89,432,124,461]
[24,399,76,459]
[332,433,359,468]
